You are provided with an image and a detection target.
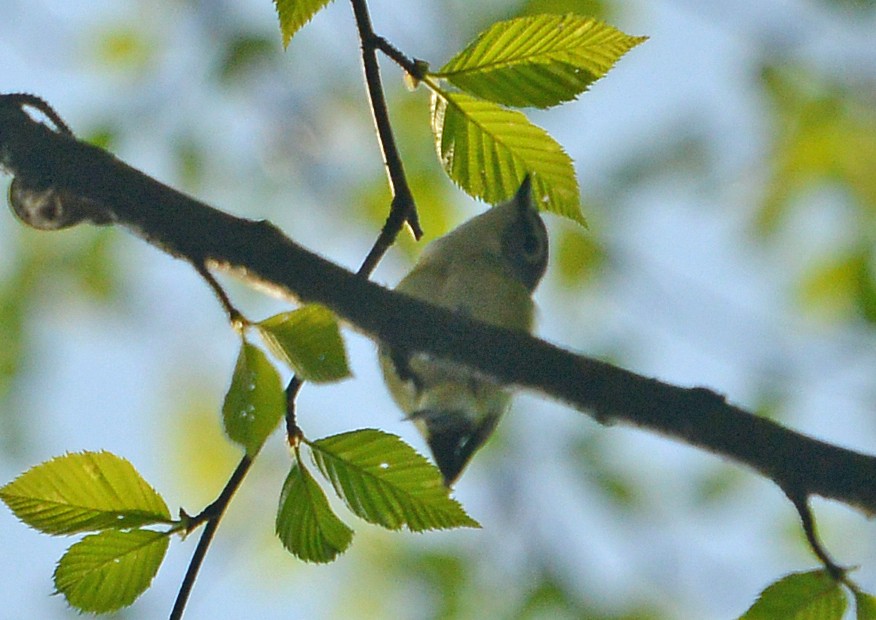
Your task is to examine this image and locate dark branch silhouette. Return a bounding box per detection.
[3,95,876,521]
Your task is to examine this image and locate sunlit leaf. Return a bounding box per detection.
[310,429,480,531]
[519,0,610,18]
[430,89,582,223]
[436,15,646,108]
[740,570,846,620]
[0,451,170,535]
[274,0,334,48]
[257,305,351,383]
[222,340,285,455]
[54,529,169,613]
[276,461,353,563]
[855,589,876,620]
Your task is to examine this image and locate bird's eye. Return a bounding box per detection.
[501,206,548,291]
[522,229,541,259]
[519,211,546,263]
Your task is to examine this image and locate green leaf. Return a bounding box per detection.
[856,590,876,620]
[740,570,846,620]
[520,0,610,18]
[54,529,169,613]
[276,461,353,563]
[0,451,170,535]
[430,89,583,224]
[309,429,480,531]
[273,0,334,48]
[257,304,351,383]
[222,339,285,456]
[435,15,646,109]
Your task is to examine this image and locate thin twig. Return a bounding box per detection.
[170,456,254,620]
[192,262,246,327]
[10,92,876,614]
[786,490,847,582]
[285,375,304,443]
[371,35,422,77]
[349,0,422,246]
[286,0,422,449]
[171,4,420,614]
[1,93,74,135]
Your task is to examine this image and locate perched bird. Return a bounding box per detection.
[379,177,549,485]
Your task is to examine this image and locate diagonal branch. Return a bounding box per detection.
[3,97,876,519]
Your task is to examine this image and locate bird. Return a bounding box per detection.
[379,176,549,485]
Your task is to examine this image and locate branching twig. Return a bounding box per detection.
[166,5,419,611]
[284,375,304,444]
[192,262,246,327]
[6,93,876,617]
[170,456,254,620]
[785,490,848,582]
[349,0,422,257]
[170,5,419,605]
[4,99,876,519]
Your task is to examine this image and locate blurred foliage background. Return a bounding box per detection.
[1,0,876,618]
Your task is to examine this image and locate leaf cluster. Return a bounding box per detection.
[0,304,477,612]
[0,452,172,613]
[276,3,645,224]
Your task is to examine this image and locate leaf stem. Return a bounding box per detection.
[193,261,247,328]
[786,490,848,583]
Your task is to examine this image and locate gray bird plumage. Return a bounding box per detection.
[379,177,548,485]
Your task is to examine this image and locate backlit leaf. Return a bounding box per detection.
[273,0,334,48]
[431,89,582,223]
[740,570,846,620]
[310,429,480,531]
[436,15,646,108]
[257,305,351,383]
[854,589,876,620]
[54,529,169,613]
[276,461,353,563]
[222,339,285,455]
[0,451,170,535]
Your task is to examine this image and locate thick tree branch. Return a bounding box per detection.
[3,99,876,518]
